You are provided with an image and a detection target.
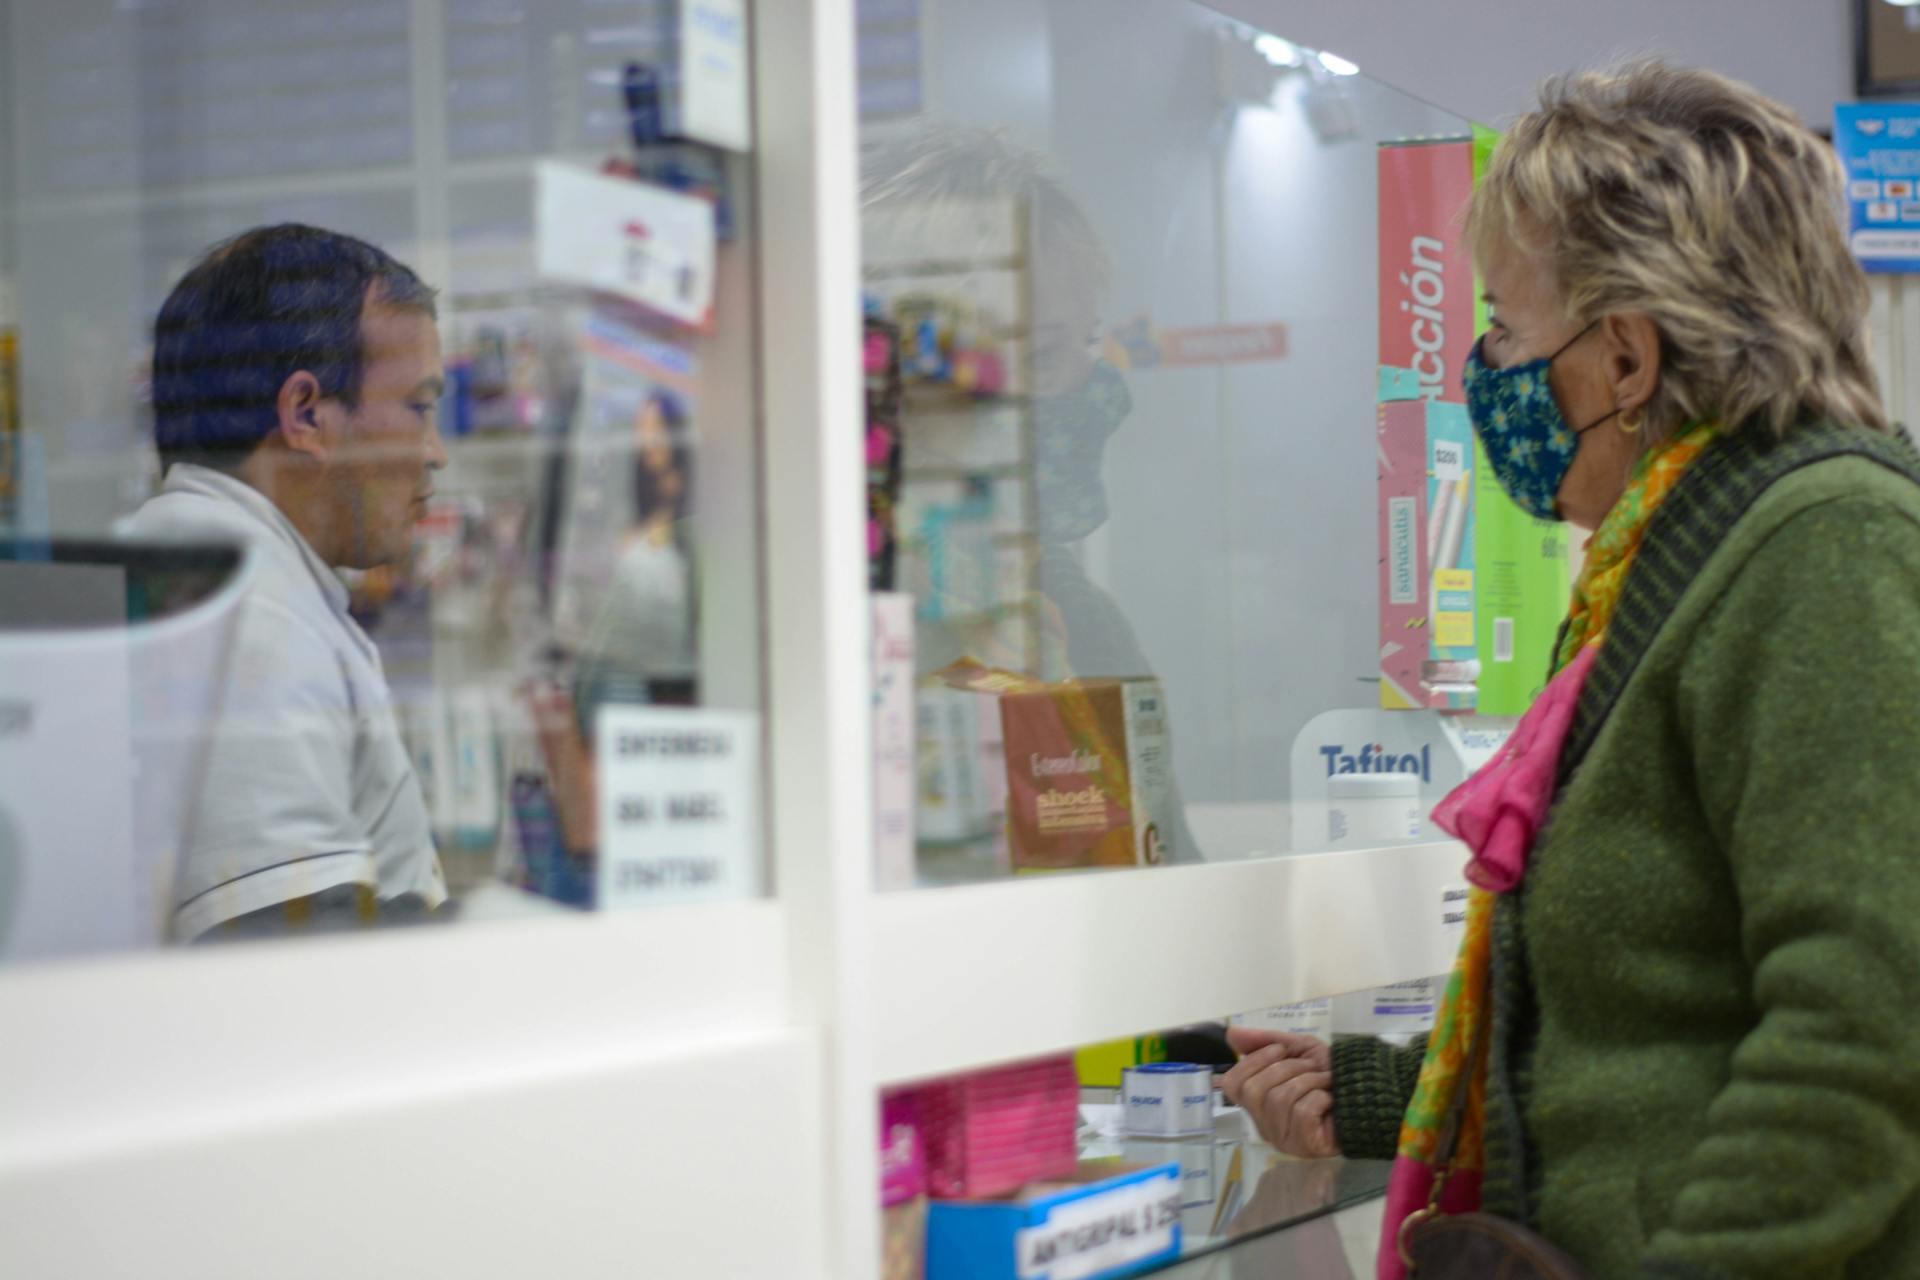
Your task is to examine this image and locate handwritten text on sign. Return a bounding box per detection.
[596,707,761,908]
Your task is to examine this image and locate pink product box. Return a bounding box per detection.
[917,1055,1081,1200]
[882,1089,928,1207]
[882,1089,931,1280]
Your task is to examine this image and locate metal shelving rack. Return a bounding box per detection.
[864,198,1043,676]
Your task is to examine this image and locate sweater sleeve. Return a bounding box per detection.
[1645,494,1920,1280]
[1330,1033,1427,1160]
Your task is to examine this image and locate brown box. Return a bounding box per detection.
[931,662,1173,870]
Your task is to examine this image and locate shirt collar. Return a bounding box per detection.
[161,463,352,620]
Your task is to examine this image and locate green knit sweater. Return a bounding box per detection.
[1332,426,1920,1280]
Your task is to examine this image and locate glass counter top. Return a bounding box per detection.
[1077,1093,1390,1277]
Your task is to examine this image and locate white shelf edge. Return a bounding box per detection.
[0,896,788,1169]
[871,841,1470,1085]
[0,1022,829,1280]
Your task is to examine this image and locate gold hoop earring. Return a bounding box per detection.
[1619,408,1643,435]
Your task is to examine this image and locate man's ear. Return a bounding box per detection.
[276,370,335,461]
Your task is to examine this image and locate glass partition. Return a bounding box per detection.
[0,0,766,962]
[860,0,1548,888]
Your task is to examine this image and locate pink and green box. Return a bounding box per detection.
[1377,134,1569,714]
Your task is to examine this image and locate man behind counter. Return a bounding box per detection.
[122,224,450,941]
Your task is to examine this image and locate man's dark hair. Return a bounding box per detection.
[150,223,438,471]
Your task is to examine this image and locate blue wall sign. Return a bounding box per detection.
[1837,103,1920,274]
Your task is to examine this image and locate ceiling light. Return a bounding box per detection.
[1254,34,1302,67]
[1316,50,1360,77]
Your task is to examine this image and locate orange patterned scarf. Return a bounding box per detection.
[1378,422,1717,1278]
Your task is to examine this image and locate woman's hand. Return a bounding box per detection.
[1222,1026,1340,1159]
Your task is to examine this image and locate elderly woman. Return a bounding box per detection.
[1225,62,1920,1280]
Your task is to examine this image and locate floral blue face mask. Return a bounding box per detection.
[1461,323,1618,520]
[1034,360,1133,543]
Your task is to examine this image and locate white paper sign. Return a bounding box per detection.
[678,0,751,151]
[535,161,717,329]
[1014,1173,1181,1280]
[596,707,760,908]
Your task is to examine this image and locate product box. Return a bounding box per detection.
[926,1162,1184,1280]
[1377,388,1478,712]
[1378,139,1477,410]
[873,593,917,889]
[915,683,989,843]
[1378,134,1569,713]
[1379,135,1479,713]
[918,1054,1082,1200]
[928,660,1169,870]
[1120,1064,1213,1139]
[999,676,1172,870]
[1074,1034,1169,1090]
[1467,124,1573,712]
[915,663,1010,846]
[882,1089,930,1280]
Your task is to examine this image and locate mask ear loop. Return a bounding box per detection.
[1545,319,1599,365]
[1550,321,1623,437]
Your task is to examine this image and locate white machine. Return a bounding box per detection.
[0,539,251,961]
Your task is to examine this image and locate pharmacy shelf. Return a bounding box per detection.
[870,840,1470,1085]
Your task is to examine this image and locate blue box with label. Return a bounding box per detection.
[926,1161,1183,1280]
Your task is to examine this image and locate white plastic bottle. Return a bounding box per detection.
[450,685,501,851]
[1326,772,1423,845]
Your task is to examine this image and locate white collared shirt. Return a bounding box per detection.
[120,464,445,939]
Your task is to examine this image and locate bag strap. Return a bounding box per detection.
[1428,1003,1492,1185]
[1397,1004,1494,1266]
[1555,422,1920,787]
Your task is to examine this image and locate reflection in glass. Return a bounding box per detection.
[120,226,451,942]
[859,0,1480,886]
[0,0,764,958]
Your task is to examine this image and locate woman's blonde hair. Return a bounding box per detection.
[1467,60,1889,440]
